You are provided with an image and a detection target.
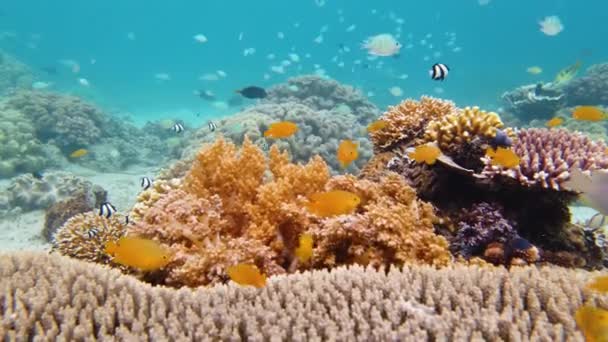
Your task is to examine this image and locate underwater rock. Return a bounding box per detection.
[501,83,565,120]
[563,63,608,106]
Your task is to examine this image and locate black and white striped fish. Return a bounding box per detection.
[86,227,100,238]
[140,176,153,190]
[172,123,184,133]
[99,202,117,218]
[430,63,449,81]
[208,121,217,132]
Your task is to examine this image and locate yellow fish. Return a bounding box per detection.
[69,148,88,158]
[555,60,582,84]
[226,263,266,288]
[408,144,441,165]
[486,147,520,169]
[545,117,563,128]
[337,139,358,168]
[573,106,608,121]
[295,233,313,263]
[587,275,608,293]
[575,305,608,342]
[263,121,298,139]
[526,66,543,75]
[306,190,361,217]
[104,236,171,271]
[367,120,388,133]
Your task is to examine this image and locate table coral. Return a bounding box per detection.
[118,137,450,287]
[370,96,457,152]
[480,128,608,190]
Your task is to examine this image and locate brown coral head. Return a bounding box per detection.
[370,96,457,152]
[480,128,608,190]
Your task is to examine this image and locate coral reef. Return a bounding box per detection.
[0,50,34,94]
[50,212,127,265]
[480,128,608,190]
[0,107,49,178]
[501,82,565,121]
[0,251,602,341]
[369,96,458,152]
[129,178,182,222]
[186,101,373,174]
[121,137,449,287]
[564,63,608,106]
[528,107,608,142]
[0,172,104,217]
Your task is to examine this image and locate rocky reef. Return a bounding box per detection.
[0,50,34,94]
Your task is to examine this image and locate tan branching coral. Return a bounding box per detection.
[310,173,450,268]
[129,178,182,222]
[423,106,514,152]
[50,211,126,264]
[370,96,457,151]
[480,128,608,190]
[124,137,449,287]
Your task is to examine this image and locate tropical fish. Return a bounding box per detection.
[86,227,100,239]
[105,236,172,271]
[172,123,184,133]
[367,120,387,133]
[99,202,117,218]
[295,233,313,263]
[337,139,358,168]
[69,148,88,158]
[545,117,563,127]
[572,106,607,121]
[485,147,520,169]
[430,63,449,81]
[226,263,266,288]
[539,16,564,36]
[587,275,608,293]
[264,121,298,139]
[575,305,608,342]
[236,86,267,99]
[563,168,608,216]
[361,34,401,57]
[194,89,216,101]
[140,177,153,190]
[555,60,581,84]
[306,190,361,217]
[408,144,441,165]
[490,129,513,148]
[208,121,217,132]
[526,66,543,75]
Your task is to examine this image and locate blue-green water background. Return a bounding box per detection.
[1,0,606,125]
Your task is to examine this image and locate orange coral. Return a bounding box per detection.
[369,96,458,152]
[358,151,396,180]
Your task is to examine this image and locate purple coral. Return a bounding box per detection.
[451,202,518,258]
[480,128,608,190]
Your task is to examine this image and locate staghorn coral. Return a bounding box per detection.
[0,107,49,178]
[370,96,458,152]
[310,173,450,268]
[423,106,514,153]
[126,137,449,287]
[50,211,127,265]
[0,251,603,341]
[479,128,608,190]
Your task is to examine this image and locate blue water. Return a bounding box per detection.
[1,0,606,125]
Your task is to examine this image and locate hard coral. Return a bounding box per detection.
[480,128,608,190]
[129,178,182,222]
[423,106,513,154]
[370,96,457,152]
[51,211,126,265]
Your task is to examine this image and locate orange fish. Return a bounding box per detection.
[573,106,608,121]
[295,233,313,263]
[104,236,171,271]
[367,120,388,133]
[575,305,608,342]
[545,117,563,128]
[408,144,441,165]
[337,139,359,168]
[587,275,608,293]
[226,263,266,288]
[486,147,520,169]
[263,121,298,138]
[306,190,361,217]
[69,148,88,158]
